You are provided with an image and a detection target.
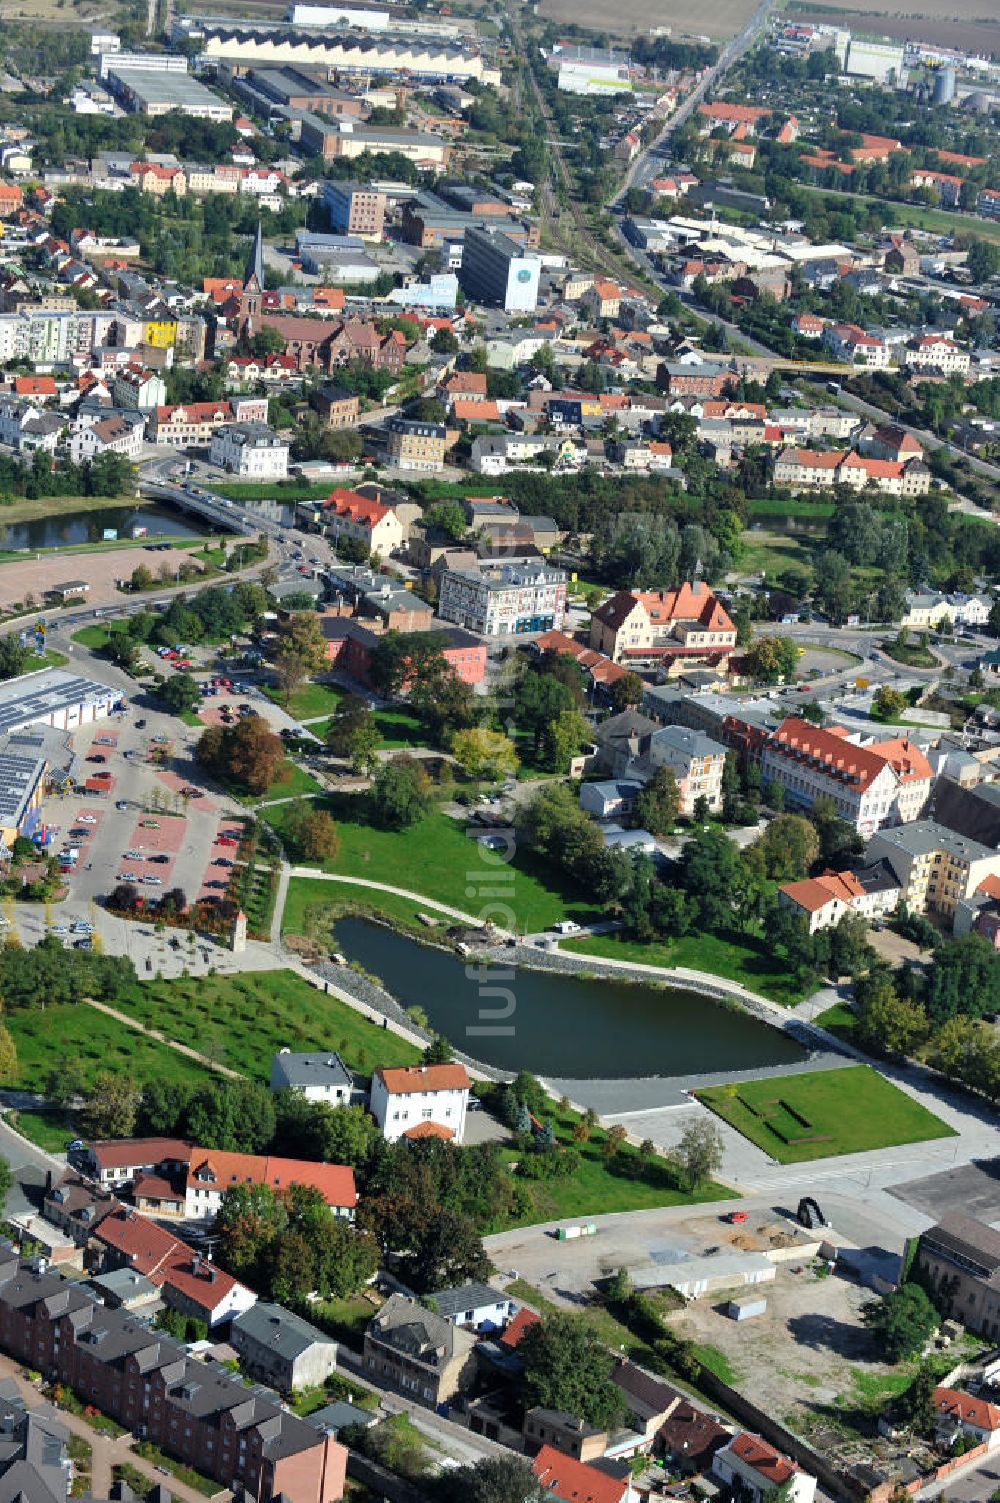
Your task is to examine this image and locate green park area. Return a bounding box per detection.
[282,875,462,939]
[697,1065,956,1163]
[114,969,421,1080]
[563,930,810,1007]
[269,802,593,932]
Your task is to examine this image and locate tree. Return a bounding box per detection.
[251,325,286,357]
[81,1072,140,1139]
[160,671,201,716]
[519,1315,627,1429]
[872,685,906,721]
[274,1096,380,1168]
[184,1079,276,1153]
[899,1363,937,1438]
[742,635,799,685]
[450,727,519,781]
[925,934,1000,1025]
[197,716,285,796]
[862,1282,938,1362]
[0,1155,11,1210]
[437,1457,546,1503]
[326,695,374,758]
[348,719,381,776]
[288,804,340,861]
[423,1035,455,1065]
[272,612,328,703]
[753,814,819,882]
[0,1024,17,1086]
[607,672,645,713]
[425,501,467,541]
[369,757,431,830]
[514,669,579,757]
[542,708,590,774]
[0,635,29,682]
[673,1119,723,1191]
[633,766,680,836]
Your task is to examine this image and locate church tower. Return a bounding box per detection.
[238,221,264,339]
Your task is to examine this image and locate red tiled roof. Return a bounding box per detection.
[15,375,56,395]
[780,869,864,914]
[698,101,771,125]
[935,149,987,167]
[728,1433,796,1486]
[934,1386,1000,1433]
[778,447,844,470]
[771,717,891,793]
[188,1150,357,1208]
[402,1121,455,1140]
[88,1138,192,1171]
[593,583,734,636]
[377,1063,470,1095]
[326,486,392,527]
[500,1306,541,1348]
[533,1447,628,1503]
[867,737,933,783]
[453,399,500,422]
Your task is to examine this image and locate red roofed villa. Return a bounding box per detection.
[713,1432,815,1502]
[370,1063,471,1144]
[590,582,736,667]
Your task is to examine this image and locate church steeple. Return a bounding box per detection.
[238,221,264,339]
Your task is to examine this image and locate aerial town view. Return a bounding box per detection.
[0,0,996,1499]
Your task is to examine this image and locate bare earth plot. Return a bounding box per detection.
[536,0,758,40]
[791,7,1000,58]
[674,1264,911,1445]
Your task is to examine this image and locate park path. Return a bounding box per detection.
[83,999,243,1079]
[285,869,493,929]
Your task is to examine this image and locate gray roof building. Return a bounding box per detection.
[425,1281,514,1328]
[231,1303,338,1394]
[269,1050,352,1104]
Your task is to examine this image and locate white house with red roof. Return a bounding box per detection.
[370,1063,471,1144]
[321,487,404,560]
[589,583,736,667]
[903,334,970,376]
[933,1385,1000,1451]
[822,322,891,368]
[778,866,901,933]
[713,1432,815,1502]
[93,1206,257,1328]
[761,719,933,835]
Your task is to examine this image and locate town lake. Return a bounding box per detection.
[0,503,211,551]
[333,917,806,1078]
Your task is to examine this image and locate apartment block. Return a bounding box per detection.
[0,1251,347,1503]
[864,819,1000,924]
[438,563,567,636]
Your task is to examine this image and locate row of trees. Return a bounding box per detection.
[852,944,1000,1103]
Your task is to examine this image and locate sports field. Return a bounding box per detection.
[696,1065,955,1163]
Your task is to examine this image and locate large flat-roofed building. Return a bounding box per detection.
[300,116,450,165]
[459,225,540,312]
[0,668,122,736]
[188,23,487,82]
[107,66,233,119]
[0,737,49,849]
[915,1216,1000,1341]
[322,180,386,238]
[246,65,367,116]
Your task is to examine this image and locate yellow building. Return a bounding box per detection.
[144,319,177,349]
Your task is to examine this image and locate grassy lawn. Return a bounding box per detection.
[71,625,110,649]
[740,528,816,578]
[283,875,461,937]
[882,641,936,669]
[814,1001,857,1045]
[308,707,429,753]
[563,929,810,1007]
[215,482,338,503]
[263,681,346,721]
[309,1295,381,1349]
[498,1093,730,1228]
[253,761,324,804]
[796,184,1000,244]
[266,802,593,931]
[6,1003,214,1095]
[697,1065,956,1163]
[746,499,834,520]
[7,1107,77,1152]
[133,1442,215,1497]
[115,969,420,1080]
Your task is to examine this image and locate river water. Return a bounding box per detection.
[333,917,806,1079]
